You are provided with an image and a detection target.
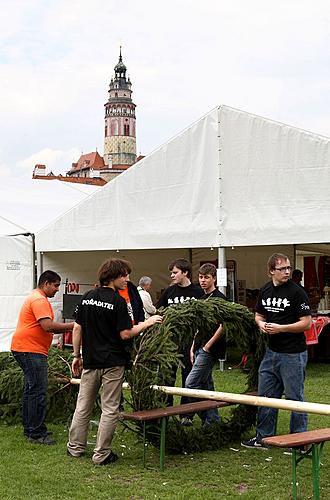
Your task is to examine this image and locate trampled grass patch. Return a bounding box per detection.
[1,362,330,499]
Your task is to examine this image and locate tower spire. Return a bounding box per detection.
[103,50,137,169]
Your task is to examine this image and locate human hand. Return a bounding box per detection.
[264,322,281,335]
[72,357,83,376]
[190,349,195,365]
[146,314,162,327]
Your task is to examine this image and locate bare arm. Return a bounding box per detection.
[203,325,224,352]
[255,312,268,333]
[38,318,74,333]
[120,314,162,340]
[71,322,83,376]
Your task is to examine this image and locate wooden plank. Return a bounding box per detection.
[263,428,330,448]
[122,400,232,421]
[152,385,330,416]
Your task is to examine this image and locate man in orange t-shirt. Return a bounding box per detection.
[11,270,74,445]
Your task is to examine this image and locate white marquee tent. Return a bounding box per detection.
[36,106,330,254]
[0,179,98,351]
[33,105,330,323]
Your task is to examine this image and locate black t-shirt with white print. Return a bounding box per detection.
[156,283,204,308]
[75,287,133,369]
[256,280,311,353]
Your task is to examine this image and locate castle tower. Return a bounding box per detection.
[104,48,137,168]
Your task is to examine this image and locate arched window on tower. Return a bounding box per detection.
[105,125,108,137]
[124,124,129,136]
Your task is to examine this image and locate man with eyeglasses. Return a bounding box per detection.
[241,253,311,450]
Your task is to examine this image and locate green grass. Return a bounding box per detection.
[1,362,330,499]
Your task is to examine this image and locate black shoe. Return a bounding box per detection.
[98,451,118,466]
[28,435,56,445]
[241,437,270,450]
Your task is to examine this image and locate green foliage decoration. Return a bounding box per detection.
[125,298,267,453]
[0,348,79,424]
[0,299,267,454]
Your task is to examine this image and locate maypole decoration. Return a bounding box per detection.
[124,298,267,453]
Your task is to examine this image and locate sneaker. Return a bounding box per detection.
[96,451,118,466]
[241,437,270,450]
[28,435,56,445]
[180,417,193,427]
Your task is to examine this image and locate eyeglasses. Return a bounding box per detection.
[275,266,292,272]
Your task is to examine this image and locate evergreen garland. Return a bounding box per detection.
[0,299,267,453]
[125,298,267,453]
[0,348,79,424]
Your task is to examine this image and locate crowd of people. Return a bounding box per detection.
[10,253,311,465]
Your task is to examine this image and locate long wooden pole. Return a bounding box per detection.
[70,378,129,389]
[152,385,330,416]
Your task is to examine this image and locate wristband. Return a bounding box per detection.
[73,353,81,358]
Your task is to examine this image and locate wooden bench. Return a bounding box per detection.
[263,428,330,500]
[122,392,257,471]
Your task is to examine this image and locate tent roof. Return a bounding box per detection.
[35,105,330,252]
[0,178,98,235]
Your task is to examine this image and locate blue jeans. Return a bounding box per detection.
[12,351,49,439]
[256,348,308,439]
[185,348,220,425]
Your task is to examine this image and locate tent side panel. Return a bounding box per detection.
[0,235,34,352]
[219,106,330,246]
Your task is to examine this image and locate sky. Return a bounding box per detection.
[1,0,330,226]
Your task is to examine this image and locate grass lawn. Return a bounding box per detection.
[1,362,330,499]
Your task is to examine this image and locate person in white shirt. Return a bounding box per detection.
[137,276,157,319]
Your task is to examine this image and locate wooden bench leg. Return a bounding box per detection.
[159,416,167,472]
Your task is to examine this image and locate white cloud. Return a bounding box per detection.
[16,147,81,177]
[1,0,330,172]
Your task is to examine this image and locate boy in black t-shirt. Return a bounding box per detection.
[183,263,227,426]
[241,253,311,450]
[67,258,162,465]
[156,259,203,409]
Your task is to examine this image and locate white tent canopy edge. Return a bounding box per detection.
[35,105,330,253]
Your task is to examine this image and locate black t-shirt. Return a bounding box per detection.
[157,283,204,308]
[75,287,133,369]
[195,289,227,359]
[256,280,311,353]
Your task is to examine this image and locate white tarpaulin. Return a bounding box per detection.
[0,180,99,352]
[0,234,35,351]
[35,105,330,253]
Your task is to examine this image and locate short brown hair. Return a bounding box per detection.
[97,258,132,286]
[168,258,192,279]
[198,263,217,278]
[267,253,289,274]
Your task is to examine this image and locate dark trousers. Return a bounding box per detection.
[166,344,192,407]
[12,351,49,439]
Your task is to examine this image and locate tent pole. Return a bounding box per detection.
[218,246,226,296]
[36,251,43,280]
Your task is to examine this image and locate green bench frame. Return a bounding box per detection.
[263,428,330,500]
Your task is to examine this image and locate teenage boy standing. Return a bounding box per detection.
[184,263,227,426]
[67,258,162,465]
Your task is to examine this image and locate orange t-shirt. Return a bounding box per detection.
[11,288,54,356]
[119,287,135,325]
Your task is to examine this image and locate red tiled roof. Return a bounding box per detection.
[70,151,105,172]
